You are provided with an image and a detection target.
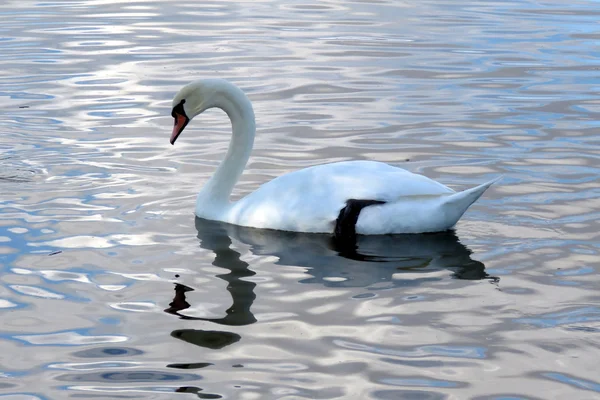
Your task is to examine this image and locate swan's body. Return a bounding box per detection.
[170,79,499,235]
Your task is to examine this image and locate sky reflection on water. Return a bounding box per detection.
[0,0,599,398]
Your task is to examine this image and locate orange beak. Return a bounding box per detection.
[170,112,189,145]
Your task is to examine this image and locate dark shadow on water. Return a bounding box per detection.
[175,387,222,399]
[171,329,241,350]
[164,219,257,326]
[165,218,495,325]
[193,217,496,288]
[164,219,496,397]
[164,218,254,381]
[168,362,213,369]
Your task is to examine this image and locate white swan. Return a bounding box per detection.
[170,79,499,236]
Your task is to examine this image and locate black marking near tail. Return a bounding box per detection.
[334,199,385,245]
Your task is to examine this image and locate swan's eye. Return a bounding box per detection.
[172,99,187,119]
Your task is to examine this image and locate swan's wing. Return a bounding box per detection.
[305,160,454,201]
[225,160,454,232]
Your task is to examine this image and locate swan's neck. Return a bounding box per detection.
[196,88,255,215]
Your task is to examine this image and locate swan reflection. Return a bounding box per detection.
[166,218,494,323]
[195,217,493,286]
[165,218,495,384]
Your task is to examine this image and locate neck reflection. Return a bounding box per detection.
[165,219,496,323]
[164,219,257,326]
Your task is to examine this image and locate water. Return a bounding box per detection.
[1,0,599,398]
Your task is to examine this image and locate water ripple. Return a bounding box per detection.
[1,0,599,398]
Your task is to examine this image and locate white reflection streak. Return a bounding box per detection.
[109,301,158,312]
[66,385,175,393]
[0,299,19,308]
[10,285,64,299]
[108,272,163,281]
[27,233,160,248]
[48,361,142,371]
[15,331,127,345]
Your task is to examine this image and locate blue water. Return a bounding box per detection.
[1,0,599,398]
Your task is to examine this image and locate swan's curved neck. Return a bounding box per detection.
[197,86,255,214]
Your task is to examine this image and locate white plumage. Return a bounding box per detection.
[169,79,499,235]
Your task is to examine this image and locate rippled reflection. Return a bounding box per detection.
[156,219,495,398]
[164,220,257,326]
[194,217,494,287]
[2,0,600,398]
[165,218,494,321]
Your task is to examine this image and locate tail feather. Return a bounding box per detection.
[355,175,502,234]
[442,176,502,224]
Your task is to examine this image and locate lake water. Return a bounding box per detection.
[1,0,599,398]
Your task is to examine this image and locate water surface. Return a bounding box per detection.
[1,0,599,398]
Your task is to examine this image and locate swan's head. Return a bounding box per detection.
[170,79,223,145]
[170,79,255,145]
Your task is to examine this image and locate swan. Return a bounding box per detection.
[169,79,499,237]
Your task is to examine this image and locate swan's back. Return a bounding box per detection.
[223,160,454,232]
